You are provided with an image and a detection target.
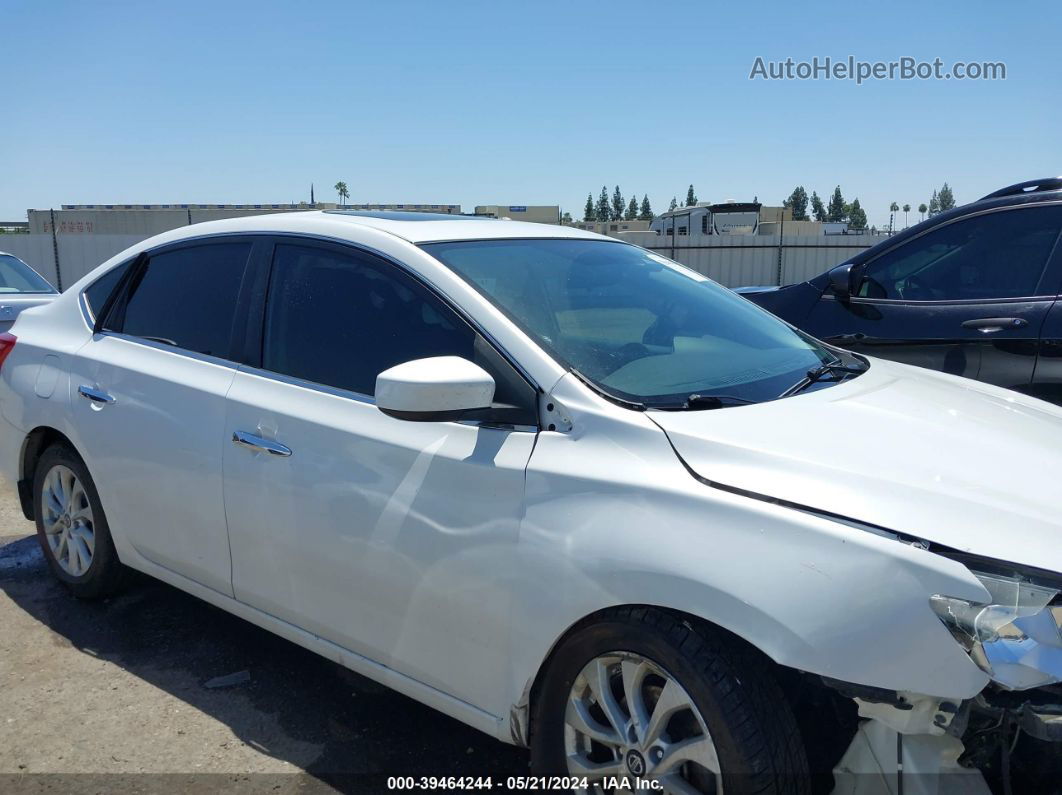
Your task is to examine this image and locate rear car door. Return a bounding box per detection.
[222,238,538,710]
[803,205,1062,388]
[69,237,264,596]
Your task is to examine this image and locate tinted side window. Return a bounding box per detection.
[263,244,476,396]
[84,260,132,319]
[859,206,1062,301]
[110,243,250,358]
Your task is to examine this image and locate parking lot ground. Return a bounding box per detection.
[0,477,528,794]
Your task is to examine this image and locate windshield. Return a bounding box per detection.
[0,254,56,294]
[423,238,836,407]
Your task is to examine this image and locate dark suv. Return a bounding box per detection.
[742,178,1062,404]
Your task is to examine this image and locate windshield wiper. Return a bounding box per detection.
[686,393,757,409]
[781,358,868,398]
[652,393,759,411]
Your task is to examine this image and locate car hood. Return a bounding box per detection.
[649,358,1062,574]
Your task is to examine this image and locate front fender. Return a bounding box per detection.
[501,375,989,740]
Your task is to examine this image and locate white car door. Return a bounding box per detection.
[222,239,538,711]
[70,239,263,596]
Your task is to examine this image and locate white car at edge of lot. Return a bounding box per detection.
[0,251,58,329]
[0,210,1059,794]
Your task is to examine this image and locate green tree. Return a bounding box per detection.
[889,201,899,233]
[561,211,572,225]
[827,186,846,222]
[334,181,349,206]
[928,190,940,217]
[810,191,827,222]
[784,186,809,220]
[848,198,868,230]
[612,186,625,221]
[902,203,911,228]
[583,194,595,222]
[938,182,956,212]
[918,202,927,221]
[685,185,697,206]
[668,196,678,212]
[638,194,653,221]
[625,196,638,221]
[596,186,612,222]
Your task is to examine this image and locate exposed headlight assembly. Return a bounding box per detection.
[931,572,1062,691]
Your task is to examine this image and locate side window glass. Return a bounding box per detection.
[109,242,250,358]
[263,244,477,396]
[859,206,1062,301]
[84,260,132,320]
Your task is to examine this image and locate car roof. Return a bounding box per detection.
[141,210,607,247]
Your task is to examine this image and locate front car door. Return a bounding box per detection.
[222,238,538,712]
[69,237,264,595]
[803,204,1062,389]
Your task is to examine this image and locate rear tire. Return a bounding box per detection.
[530,606,810,794]
[33,443,126,599]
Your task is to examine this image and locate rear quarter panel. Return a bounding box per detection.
[0,292,94,484]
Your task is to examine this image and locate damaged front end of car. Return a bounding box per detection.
[825,552,1062,795]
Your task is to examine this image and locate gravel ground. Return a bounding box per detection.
[0,476,528,794]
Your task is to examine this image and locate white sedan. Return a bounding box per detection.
[1,211,1059,794]
[0,251,57,330]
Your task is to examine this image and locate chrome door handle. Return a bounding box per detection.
[961,317,1027,334]
[231,430,292,457]
[78,385,116,404]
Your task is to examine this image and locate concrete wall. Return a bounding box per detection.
[0,234,143,290]
[0,235,58,286]
[28,205,463,236]
[619,230,880,287]
[3,225,883,293]
[57,235,144,286]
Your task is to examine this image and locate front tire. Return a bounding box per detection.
[530,606,809,794]
[33,443,126,599]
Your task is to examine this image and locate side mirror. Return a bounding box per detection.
[828,262,859,301]
[376,356,495,422]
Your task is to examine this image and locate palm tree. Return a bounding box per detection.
[902,203,911,228]
[334,181,349,207]
[918,203,927,221]
[889,202,899,234]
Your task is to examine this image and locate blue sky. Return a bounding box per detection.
[3,0,1060,228]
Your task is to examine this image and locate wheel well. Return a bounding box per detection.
[524,604,764,729]
[18,426,76,520]
[522,604,856,789]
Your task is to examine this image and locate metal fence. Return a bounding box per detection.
[620,231,882,287]
[1,228,883,292]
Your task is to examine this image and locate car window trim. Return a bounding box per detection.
[253,233,543,398]
[95,236,259,362]
[91,330,244,369]
[91,253,144,333]
[234,362,538,433]
[850,202,1062,303]
[85,229,542,397]
[823,293,1058,306]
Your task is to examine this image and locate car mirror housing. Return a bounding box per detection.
[828,262,858,301]
[375,356,496,422]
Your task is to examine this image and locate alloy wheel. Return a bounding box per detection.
[564,651,723,794]
[41,464,95,577]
